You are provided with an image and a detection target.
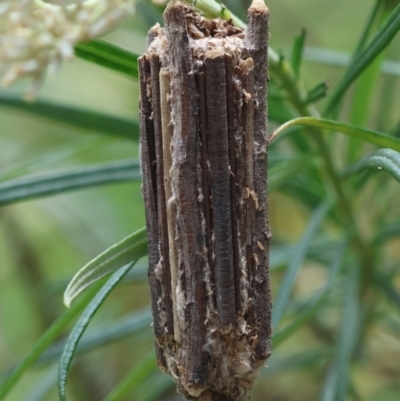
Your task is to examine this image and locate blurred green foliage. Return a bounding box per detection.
[1,0,400,400]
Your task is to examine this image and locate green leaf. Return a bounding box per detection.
[303,47,400,78]
[346,148,400,183]
[103,351,157,401]
[263,348,331,378]
[352,0,385,55]
[322,265,360,401]
[0,136,98,182]
[75,40,139,79]
[336,267,360,401]
[273,240,347,347]
[269,117,400,152]
[305,81,328,105]
[37,309,152,366]
[348,0,389,160]
[186,0,245,28]
[347,55,384,162]
[268,96,294,124]
[291,29,306,79]
[0,280,104,401]
[321,366,338,401]
[325,2,400,113]
[349,55,383,129]
[374,220,400,245]
[0,159,141,207]
[0,93,139,141]
[272,202,332,330]
[64,228,148,307]
[269,156,316,193]
[24,368,57,401]
[58,263,134,401]
[374,274,400,309]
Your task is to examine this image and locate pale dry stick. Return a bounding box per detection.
[237,57,257,322]
[225,54,242,315]
[160,67,182,343]
[196,68,215,310]
[150,54,175,339]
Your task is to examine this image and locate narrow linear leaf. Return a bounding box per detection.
[323,265,360,401]
[0,160,141,207]
[321,365,338,401]
[263,348,331,378]
[64,228,148,307]
[306,81,328,105]
[58,263,135,401]
[374,220,400,245]
[325,2,400,113]
[273,240,347,347]
[349,55,383,130]
[0,93,139,141]
[269,156,315,193]
[346,148,400,183]
[347,0,391,158]
[392,119,400,137]
[337,267,360,401]
[0,280,103,401]
[269,117,400,152]
[103,351,157,401]
[291,28,306,79]
[268,96,295,124]
[37,309,152,366]
[352,0,384,56]
[0,136,97,182]
[24,367,57,401]
[75,40,139,79]
[272,202,332,330]
[347,55,384,162]
[303,47,400,78]
[374,274,400,309]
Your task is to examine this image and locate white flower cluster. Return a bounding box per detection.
[0,0,134,99]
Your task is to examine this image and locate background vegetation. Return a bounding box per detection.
[1,0,400,400]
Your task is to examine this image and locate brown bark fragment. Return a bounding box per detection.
[160,68,182,342]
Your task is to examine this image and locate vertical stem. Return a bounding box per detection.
[205,49,236,330]
[150,54,174,338]
[245,0,272,360]
[164,2,208,393]
[138,55,167,369]
[225,54,242,315]
[196,69,216,308]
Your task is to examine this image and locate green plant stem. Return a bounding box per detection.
[191,0,246,28]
